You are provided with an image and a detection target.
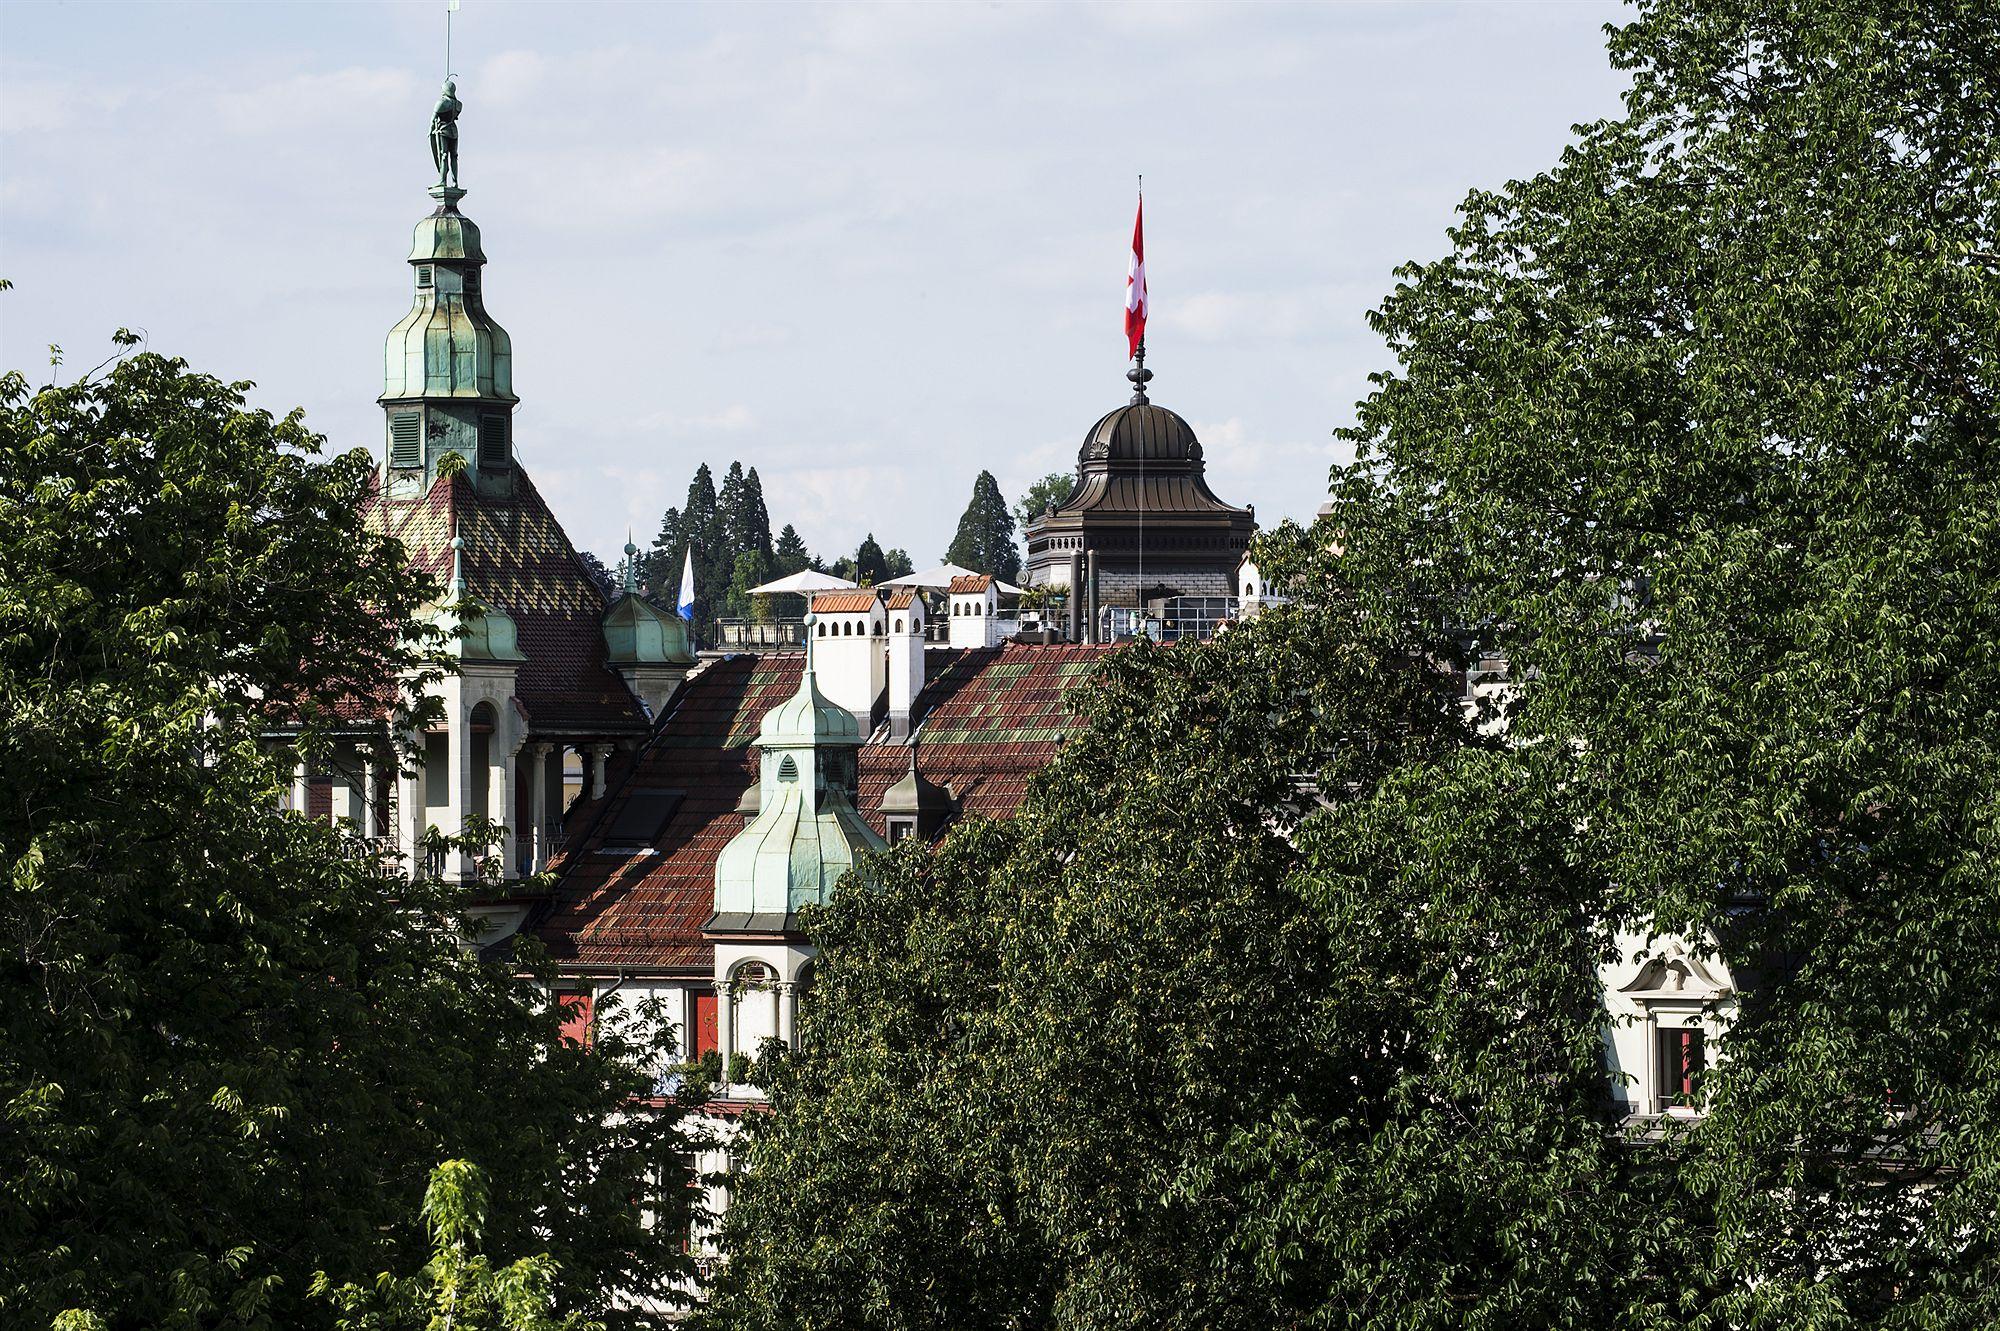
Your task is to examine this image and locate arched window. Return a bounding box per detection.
[873,619,884,636]
[894,617,904,633]
[777,754,799,782]
[816,621,826,636]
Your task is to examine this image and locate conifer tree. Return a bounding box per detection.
[852,533,889,586]
[740,467,775,561]
[944,470,1020,581]
[772,525,810,577]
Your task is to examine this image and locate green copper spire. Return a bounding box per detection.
[710,617,883,929]
[380,79,519,496]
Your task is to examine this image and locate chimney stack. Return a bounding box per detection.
[808,590,887,734]
[886,589,925,739]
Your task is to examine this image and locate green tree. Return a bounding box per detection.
[1012,470,1073,531]
[313,1161,602,1331]
[730,549,775,624]
[772,524,810,577]
[881,547,914,580]
[1330,1,2000,1323]
[650,464,725,629]
[706,544,1640,1329]
[738,466,774,562]
[852,533,890,586]
[944,470,1020,581]
[0,349,697,1328]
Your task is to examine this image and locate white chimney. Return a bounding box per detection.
[808,590,887,733]
[1237,554,1264,618]
[886,589,926,738]
[947,574,1000,650]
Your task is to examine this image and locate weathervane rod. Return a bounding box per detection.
[446,0,458,81]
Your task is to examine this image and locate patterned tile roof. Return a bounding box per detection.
[532,643,1111,972]
[948,574,994,594]
[810,590,882,614]
[369,473,649,734]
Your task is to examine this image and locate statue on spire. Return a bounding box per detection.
[430,79,462,187]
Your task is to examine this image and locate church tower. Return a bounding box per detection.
[336,81,684,909]
[379,137,519,499]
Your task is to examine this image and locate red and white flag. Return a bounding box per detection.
[1125,193,1147,358]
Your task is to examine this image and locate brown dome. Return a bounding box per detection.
[1078,402,1203,468]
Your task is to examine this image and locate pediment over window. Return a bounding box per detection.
[1620,948,1731,1002]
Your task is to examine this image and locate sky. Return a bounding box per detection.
[2,0,1630,568]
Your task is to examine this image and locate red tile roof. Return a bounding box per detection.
[810,591,881,614]
[884,589,917,610]
[369,472,649,733]
[948,574,994,594]
[532,643,1112,972]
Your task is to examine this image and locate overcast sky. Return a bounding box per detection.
[3,0,1628,568]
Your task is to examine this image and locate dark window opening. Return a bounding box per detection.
[478,412,509,468]
[416,264,433,289]
[1657,1026,1706,1108]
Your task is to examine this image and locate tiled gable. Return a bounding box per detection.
[369,472,649,733]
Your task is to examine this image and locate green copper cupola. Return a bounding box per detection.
[381,81,519,497]
[709,619,885,932]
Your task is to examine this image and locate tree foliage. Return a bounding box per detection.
[0,350,696,1329]
[706,529,1644,1328]
[706,2,2000,1326]
[1330,2,2000,1321]
[313,1161,603,1331]
[1012,469,1073,530]
[945,470,1021,581]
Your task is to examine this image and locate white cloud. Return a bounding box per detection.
[1,0,1630,567]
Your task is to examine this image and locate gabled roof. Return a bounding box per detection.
[948,574,994,594]
[885,589,918,611]
[810,590,882,614]
[532,643,1111,971]
[369,472,649,732]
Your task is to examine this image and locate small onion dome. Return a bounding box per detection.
[758,661,861,748]
[1078,401,1203,467]
[759,614,861,748]
[602,594,693,666]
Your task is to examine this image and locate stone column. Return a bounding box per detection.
[778,980,799,1050]
[714,980,735,1087]
[356,751,378,837]
[585,743,612,802]
[290,751,310,815]
[397,738,425,871]
[447,703,474,881]
[491,738,518,878]
[526,742,552,871]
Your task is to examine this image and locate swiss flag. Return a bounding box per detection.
[1125,195,1147,358]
